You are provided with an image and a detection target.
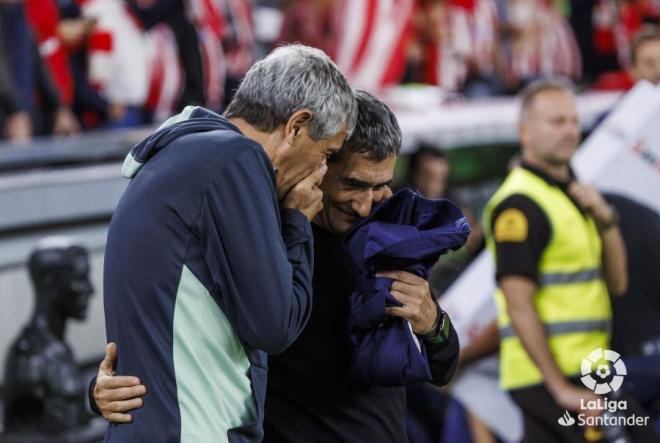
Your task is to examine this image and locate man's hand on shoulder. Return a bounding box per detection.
[94,343,148,423]
[378,270,439,335]
[567,182,618,229]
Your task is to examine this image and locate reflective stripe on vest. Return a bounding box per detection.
[539,267,602,286]
[499,319,611,339]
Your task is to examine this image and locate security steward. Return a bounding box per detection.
[483,78,629,442]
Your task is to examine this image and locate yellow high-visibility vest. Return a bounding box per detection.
[483,167,611,390]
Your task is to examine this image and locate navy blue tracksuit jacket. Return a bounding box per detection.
[102,106,313,443]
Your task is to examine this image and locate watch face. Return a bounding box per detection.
[424,311,451,345]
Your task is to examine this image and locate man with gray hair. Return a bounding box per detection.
[98,44,356,443]
[92,90,460,443]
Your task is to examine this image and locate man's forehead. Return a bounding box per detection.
[340,151,395,180]
[638,39,660,57]
[531,91,577,116]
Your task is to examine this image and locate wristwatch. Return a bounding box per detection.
[422,308,452,345]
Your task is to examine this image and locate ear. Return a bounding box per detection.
[284,109,314,140]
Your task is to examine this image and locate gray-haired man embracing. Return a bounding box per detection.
[99,44,356,443]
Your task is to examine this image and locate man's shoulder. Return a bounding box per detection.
[165,129,273,189]
[491,193,548,232]
[176,128,266,165]
[493,193,542,215]
[491,192,551,257]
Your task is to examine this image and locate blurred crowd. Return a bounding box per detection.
[290,0,660,93]
[0,0,255,142]
[1,0,660,142]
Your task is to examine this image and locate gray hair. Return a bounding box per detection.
[338,89,401,161]
[519,77,576,122]
[225,44,357,140]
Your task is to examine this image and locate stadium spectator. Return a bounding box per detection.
[629,25,660,84]
[222,0,256,104]
[58,0,140,128]
[483,78,658,442]
[0,0,653,139]
[0,6,31,141]
[129,0,207,115]
[504,0,582,88]
[414,0,503,95]
[406,143,452,199]
[278,0,336,56]
[25,0,81,136]
[585,1,660,89]
[1,0,79,139]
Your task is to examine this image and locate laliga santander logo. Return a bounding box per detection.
[580,348,627,394]
[559,348,650,428]
[558,411,576,426]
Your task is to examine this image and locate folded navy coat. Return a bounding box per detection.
[344,188,471,386]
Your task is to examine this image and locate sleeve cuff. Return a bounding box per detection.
[423,309,451,346]
[88,375,100,415]
[280,208,312,244]
[495,272,538,284]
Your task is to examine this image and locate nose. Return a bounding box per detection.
[351,189,374,218]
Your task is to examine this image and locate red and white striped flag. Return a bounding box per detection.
[334,0,417,91]
[223,0,255,78]
[144,24,184,123]
[509,0,581,82]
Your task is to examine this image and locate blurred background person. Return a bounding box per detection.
[405,143,452,199]
[25,0,81,136]
[413,0,503,96]
[278,0,336,56]
[629,26,660,84]
[0,0,79,140]
[0,9,31,142]
[504,0,582,90]
[483,78,657,442]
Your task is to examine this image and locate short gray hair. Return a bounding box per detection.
[519,77,575,121]
[225,44,357,139]
[339,89,401,161]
